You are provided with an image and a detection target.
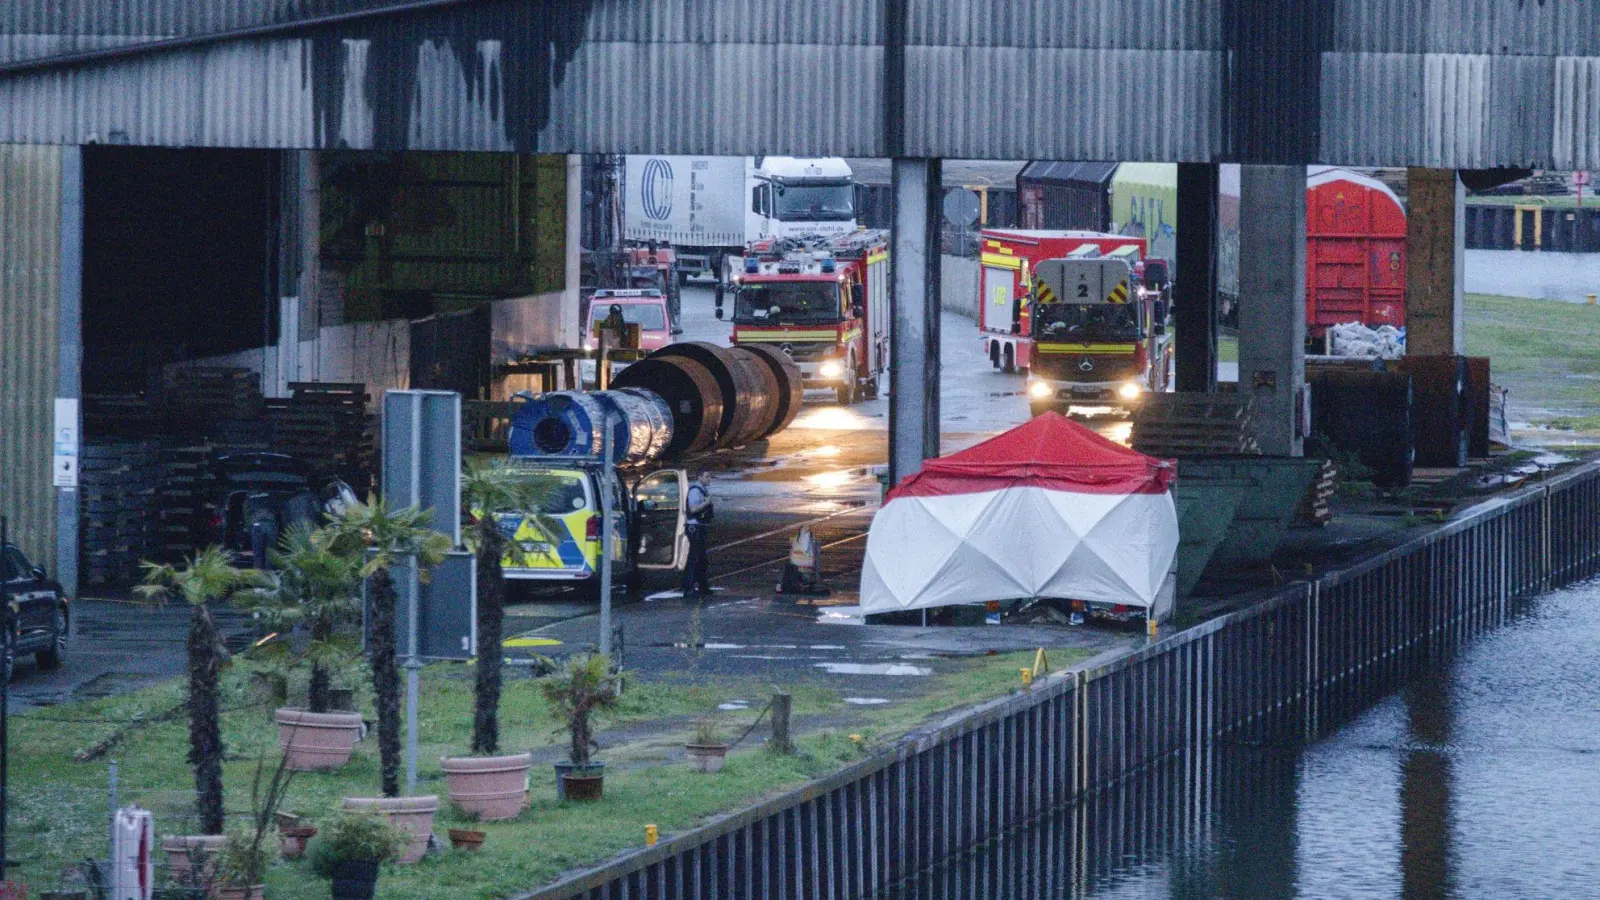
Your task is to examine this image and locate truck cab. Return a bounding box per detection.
[1025,257,1172,416]
[490,460,690,600]
[747,157,858,242]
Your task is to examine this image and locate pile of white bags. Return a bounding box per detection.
[1328,321,1406,359]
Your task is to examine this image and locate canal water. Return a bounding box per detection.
[898,577,1600,899]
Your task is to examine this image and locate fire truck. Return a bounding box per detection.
[716,230,890,404]
[1024,256,1173,416]
[977,229,1154,375]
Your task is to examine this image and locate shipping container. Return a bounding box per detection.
[1305,167,1407,343]
[1110,163,1178,274]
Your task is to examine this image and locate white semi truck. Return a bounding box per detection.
[624,156,857,283]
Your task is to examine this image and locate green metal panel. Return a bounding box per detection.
[1180,457,1324,570]
[322,151,568,321]
[1173,478,1249,598]
[0,145,61,571]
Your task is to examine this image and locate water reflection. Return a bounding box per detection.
[900,578,1600,899]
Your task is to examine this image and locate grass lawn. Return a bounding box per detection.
[1464,293,1600,433]
[6,648,1090,899]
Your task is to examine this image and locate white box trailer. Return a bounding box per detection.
[624,156,857,282]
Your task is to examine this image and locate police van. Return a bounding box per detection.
[489,459,691,600]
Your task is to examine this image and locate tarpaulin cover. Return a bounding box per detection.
[861,414,1178,614]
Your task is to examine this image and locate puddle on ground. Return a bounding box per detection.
[703,643,746,650]
[845,697,891,705]
[817,606,864,625]
[809,644,845,650]
[815,662,932,676]
[717,701,751,711]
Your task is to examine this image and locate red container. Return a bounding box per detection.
[1305,168,1407,343]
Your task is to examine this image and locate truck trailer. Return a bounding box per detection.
[623,156,858,283]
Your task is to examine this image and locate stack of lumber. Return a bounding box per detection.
[167,367,263,424]
[1293,459,1338,527]
[1131,393,1260,458]
[78,440,163,586]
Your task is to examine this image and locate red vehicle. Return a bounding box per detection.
[1304,167,1407,346]
[626,243,683,332]
[977,229,1149,375]
[584,289,673,352]
[717,230,890,404]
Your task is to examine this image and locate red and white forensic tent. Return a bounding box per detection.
[860,413,1179,617]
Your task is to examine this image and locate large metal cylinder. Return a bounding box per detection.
[610,356,725,457]
[734,344,805,438]
[507,390,673,466]
[650,342,778,449]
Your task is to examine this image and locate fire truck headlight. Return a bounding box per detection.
[1118,382,1144,401]
[1028,380,1054,399]
[820,360,844,379]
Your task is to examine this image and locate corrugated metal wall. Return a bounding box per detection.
[0,0,1597,165]
[0,145,61,570]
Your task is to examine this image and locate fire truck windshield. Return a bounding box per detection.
[589,303,666,331]
[773,182,855,222]
[733,283,842,324]
[1033,303,1141,341]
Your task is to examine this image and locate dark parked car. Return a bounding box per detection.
[212,453,357,567]
[0,542,69,680]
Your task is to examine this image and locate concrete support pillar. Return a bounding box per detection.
[564,154,583,351]
[56,146,83,599]
[1238,165,1306,456]
[1406,168,1466,357]
[275,150,321,387]
[889,158,941,485]
[1175,163,1220,393]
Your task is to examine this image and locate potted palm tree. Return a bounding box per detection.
[439,461,555,820]
[542,653,620,802]
[240,524,367,772]
[309,810,407,900]
[324,497,450,863]
[138,547,263,883]
[685,713,731,773]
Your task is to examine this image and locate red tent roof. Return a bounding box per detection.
[887,413,1175,500]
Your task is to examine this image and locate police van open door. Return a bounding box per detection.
[633,469,689,569]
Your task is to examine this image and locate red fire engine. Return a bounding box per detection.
[716,230,890,404]
[977,229,1151,375]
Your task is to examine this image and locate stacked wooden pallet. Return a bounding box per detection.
[1131,394,1260,458]
[79,439,163,586]
[1293,459,1338,527]
[155,444,217,562]
[167,367,263,424]
[83,395,159,436]
[264,382,375,492]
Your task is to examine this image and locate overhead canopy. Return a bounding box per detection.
[861,414,1178,616]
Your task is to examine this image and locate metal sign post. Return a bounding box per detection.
[599,415,615,657]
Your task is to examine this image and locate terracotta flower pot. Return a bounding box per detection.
[213,885,264,900]
[561,771,605,802]
[276,708,364,771]
[278,824,317,859]
[552,760,604,801]
[342,795,438,864]
[441,752,532,821]
[160,835,226,888]
[448,828,486,852]
[685,743,730,774]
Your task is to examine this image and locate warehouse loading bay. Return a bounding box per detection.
[24,147,1597,709]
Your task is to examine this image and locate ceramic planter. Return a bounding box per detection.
[160,835,226,888]
[441,752,532,821]
[278,824,317,859]
[276,708,364,771]
[685,743,730,774]
[213,885,264,900]
[448,828,486,852]
[341,795,438,864]
[328,859,381,900]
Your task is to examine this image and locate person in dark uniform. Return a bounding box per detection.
[680,471,713,599]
